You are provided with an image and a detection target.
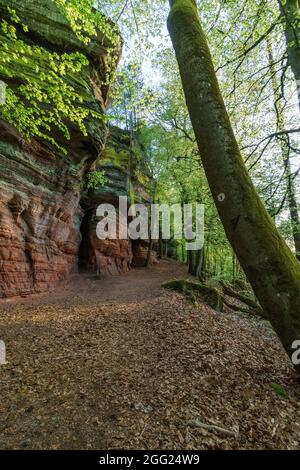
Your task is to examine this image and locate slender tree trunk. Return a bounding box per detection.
[164,239,168,257]
[181,241,184,261]
[145,240,153,267]
[278,0,300,110]
[145,213,153,267]
[201,247,206,279]
[168,0,300,372]
[188,249,202,276]
[158,216,164,259]
[205,245,210,276]
[267,38,300,260]
[188,249,194,274]
[196,247,205,280]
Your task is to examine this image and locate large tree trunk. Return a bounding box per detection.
[167,0,300,372]
[278,0,300,110]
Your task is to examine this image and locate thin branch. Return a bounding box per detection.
[216,17,281,72]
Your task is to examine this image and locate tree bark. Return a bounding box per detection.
[220,281,264,317]
[167,0,300,372]
[164,239,168,257]
[158,216,164,259]
[188,248,205,278]
[145,240,153,267]
[145,211,153,267]
[278,0,300,110]
[188,249,194,274]
[196,247,205,279]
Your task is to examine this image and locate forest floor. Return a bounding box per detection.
[0,259,300,450]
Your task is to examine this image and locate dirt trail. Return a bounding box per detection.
[0,260,299,450]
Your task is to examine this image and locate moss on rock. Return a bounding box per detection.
[162,279,223,312]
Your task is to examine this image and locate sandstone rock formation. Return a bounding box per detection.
[0,0,119,297]
[0,1,156,297]
[80,126,157,276]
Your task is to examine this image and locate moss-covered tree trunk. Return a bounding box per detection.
[278,0,300,110]
[196,247,205,279]
[167,0,300,372]
[188,248,205,278]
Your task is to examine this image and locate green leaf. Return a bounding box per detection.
[270,383,288,398]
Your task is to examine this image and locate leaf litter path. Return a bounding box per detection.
[0,259,300,450]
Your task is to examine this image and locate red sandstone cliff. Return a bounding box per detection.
[0,1,156,298]
[0,0,119,297]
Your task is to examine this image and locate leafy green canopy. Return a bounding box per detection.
[0,1,120,153]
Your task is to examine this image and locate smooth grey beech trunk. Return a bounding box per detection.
[167,0,300,372]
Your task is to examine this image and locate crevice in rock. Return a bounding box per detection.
[78,210,93,273]
[24,243,35,288]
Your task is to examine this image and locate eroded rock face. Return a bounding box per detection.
[0,122,83,297]
[132,241,158,268]
[80,126,157,276]
[0,2,156,297]
[0,1,119,297]
[79,207,133,276]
